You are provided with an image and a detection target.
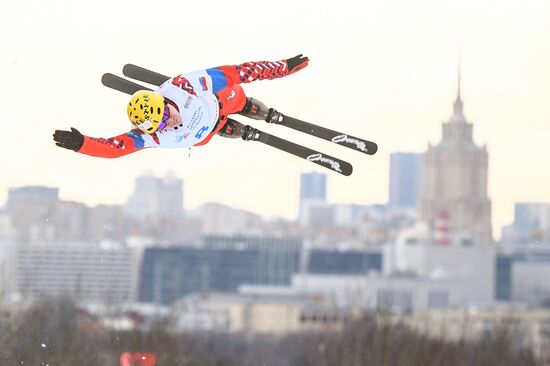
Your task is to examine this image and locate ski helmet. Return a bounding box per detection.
[127,90,166,133]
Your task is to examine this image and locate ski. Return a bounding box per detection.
[241,126,352,176]
[101,72,353,175]
[123,64,170,86]
[266,112,378,155]
[101,73,152,94]
[122,64,378,155]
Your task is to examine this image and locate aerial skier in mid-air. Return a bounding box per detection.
[53,55,377,175]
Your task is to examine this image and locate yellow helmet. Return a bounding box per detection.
[127,90,166,133]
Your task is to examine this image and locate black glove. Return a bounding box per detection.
[286,54,309,73]
[53,127,84,152]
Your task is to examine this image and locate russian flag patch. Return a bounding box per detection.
[199,76,208,91]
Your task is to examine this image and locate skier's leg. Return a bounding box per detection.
[238,97,283,124]
[238,98,269,120]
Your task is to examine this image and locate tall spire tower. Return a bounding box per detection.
[418,62,493,244]
[454,61,463,117]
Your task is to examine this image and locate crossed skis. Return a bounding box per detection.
[101,65,378,176]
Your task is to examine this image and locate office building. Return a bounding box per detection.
[139,236,302,304]
[299,172,327,225]
[389,153,422,209]
[509,203,550,243]
[300,172,327,202]
[7,186,60,242]
[294,242,495,311]
[9,243,139,303]
[125,172,184,220]
[496,244,550,303]
[307,249,382,275]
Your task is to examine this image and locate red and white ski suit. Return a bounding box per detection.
[78,59,307,158]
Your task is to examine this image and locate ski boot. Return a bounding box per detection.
[217,118,261,141]
[239,98,284,124]
[217,118,246,138]
[241,125,261,141]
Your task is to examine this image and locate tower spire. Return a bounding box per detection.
[457,61,461,100]
[453,59,464,118]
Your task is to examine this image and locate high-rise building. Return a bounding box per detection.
[418,66,492,243]
[300,172,327,202]
[7,186,60,242]
[10,243,139,303]
[125,172,184,220]
[299,172,327,224]
[125,173,160,219]
[514,203,550,236]
[389,153,422,209]
[7,186,59,209]
[506,203,550,243]
[0,208,14,241]
[159,172,185,218]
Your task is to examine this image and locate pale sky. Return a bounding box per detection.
[1,0,549,238]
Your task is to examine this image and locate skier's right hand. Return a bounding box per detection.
[53,127,84,152]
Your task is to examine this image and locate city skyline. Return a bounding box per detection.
[3,168,550,241]
[1,1,550,241]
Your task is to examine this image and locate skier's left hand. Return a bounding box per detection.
[286,54,309,74]
[53,127,84,151]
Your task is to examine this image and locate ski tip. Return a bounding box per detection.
[341,162,353,176]
[304,152,353,176]
[100,73,114,86]
[367,142,378,155]
[122,64,136,73]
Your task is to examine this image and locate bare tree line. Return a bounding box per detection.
[0,298,543,366]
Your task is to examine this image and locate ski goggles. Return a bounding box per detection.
[157,101,170,131]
